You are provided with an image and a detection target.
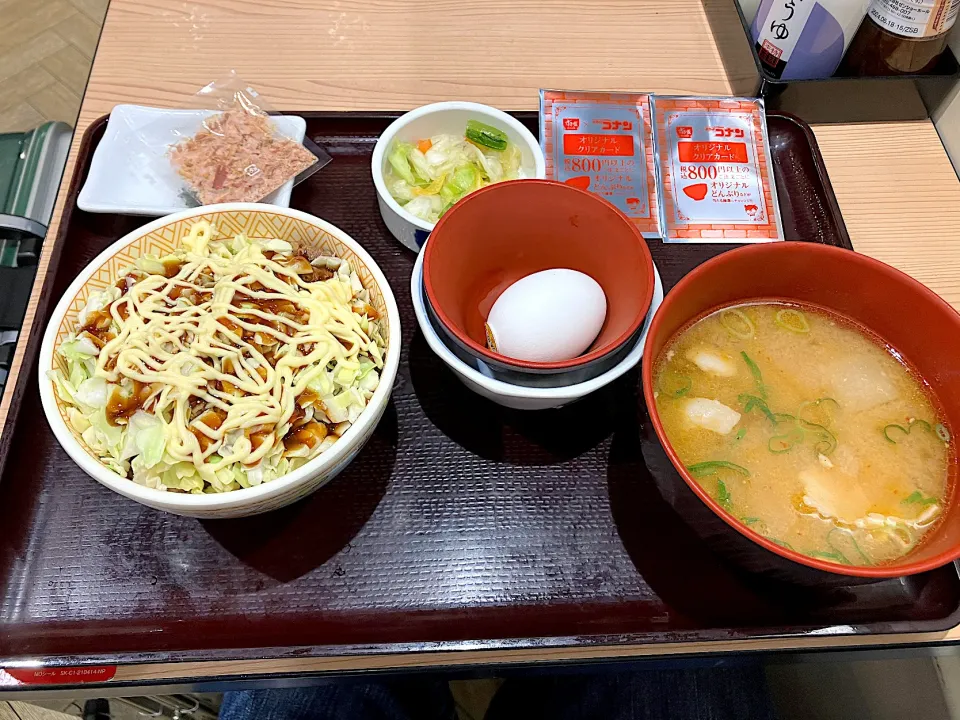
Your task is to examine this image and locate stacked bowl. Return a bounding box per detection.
[411,179,664,410]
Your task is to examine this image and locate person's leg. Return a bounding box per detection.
[220,678,457,720]
[486,664,778,720]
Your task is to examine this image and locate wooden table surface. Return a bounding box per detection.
[5,0,960,682]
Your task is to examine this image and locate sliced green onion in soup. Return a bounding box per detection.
[658,371,692,398]
[936,423,951,443]
[884,419,932,444]
[797,397,839,427]
[716,479,733,510]
[686,460,751,477]
[793,399,839,455]
[768,427,804,454]
[740,351,766,399]
[774,308,810,333]
[883,424,908,444]
[798,420,837,455]
[902,490,939,506]
[808,549,850,564]
[827,528,872,566]
[765,537,794,550]
[812,433,837,456]
[720,308,755,340]
[738,393,776,424]
[767,437,794,454]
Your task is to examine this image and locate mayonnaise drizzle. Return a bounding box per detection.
[95,221,377,469]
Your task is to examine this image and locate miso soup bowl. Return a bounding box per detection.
[641,242,960,582]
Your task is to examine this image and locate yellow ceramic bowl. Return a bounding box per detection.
[38,203,401,518]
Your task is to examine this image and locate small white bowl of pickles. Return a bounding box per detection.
[371,101,545,252]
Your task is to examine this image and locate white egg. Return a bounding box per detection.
[484,269,607,363]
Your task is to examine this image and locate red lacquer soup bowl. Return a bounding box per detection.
[641,242,960,582]
[423,179,654,384]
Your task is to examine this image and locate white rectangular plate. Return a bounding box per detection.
[77,105,307,216]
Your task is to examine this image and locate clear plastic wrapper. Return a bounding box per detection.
[539,90,661,238]
[652,96,783,243]
[134,71,331,206]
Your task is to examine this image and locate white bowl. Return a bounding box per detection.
[38,203,401,519]
[371,102,546,252]
[411,246,664,410]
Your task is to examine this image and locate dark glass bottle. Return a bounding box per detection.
[840,0,959,75]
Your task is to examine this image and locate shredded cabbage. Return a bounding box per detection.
[385,123,523,223]
[48,225,387,494]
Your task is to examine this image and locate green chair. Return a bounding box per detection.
[0,121,72,390]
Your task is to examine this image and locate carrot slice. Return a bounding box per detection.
[417,138,433,153]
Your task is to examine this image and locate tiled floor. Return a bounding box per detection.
[0,701,79,720]
[0,0,108,132]
[0,2,105,705]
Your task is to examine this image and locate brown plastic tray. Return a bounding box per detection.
[1,111,957,668]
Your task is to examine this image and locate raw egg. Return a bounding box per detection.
[484,269,607,363]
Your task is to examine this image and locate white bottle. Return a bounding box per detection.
[751,0,868,79]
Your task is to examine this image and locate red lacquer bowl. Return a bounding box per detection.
[423,180,654,380]
[641,242,960,580]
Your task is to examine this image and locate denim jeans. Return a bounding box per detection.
[220,665,777,720]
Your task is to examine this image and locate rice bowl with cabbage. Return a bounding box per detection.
[47,220,387,494]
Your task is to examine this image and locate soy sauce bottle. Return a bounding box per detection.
[840,0,960,75]
[752,0,868,80]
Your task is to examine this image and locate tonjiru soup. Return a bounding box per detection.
[653,302,953,567]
